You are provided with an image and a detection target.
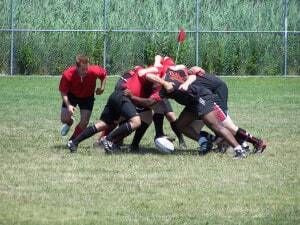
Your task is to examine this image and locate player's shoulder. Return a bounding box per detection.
[62,66,77,78]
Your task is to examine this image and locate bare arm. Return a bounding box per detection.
[138,67,159,76]
[145,73,174,92]
[169,65,186,71]
[179,75,196,91]
[61,92,75,114]
[96,76,107,95]
[123,89,158,108]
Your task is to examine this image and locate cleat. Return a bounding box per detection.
[233,148,247,159]
[253,139,267,153]
[100,137,117,154]
[241,142,250,152]
[61,124,70,136]
[198,137,213,156]
[67,140,77,153]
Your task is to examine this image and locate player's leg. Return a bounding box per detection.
[67,92,119,153]
[131,109,153,152]
[60,96,76,136]
[69,109,92,140]
[223,115,267,153]
[102,95,141,153]
[176,108,214,154]
[163,99,187,149]
[201,111,246,158]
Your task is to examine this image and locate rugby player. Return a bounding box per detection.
[177,66,267,155]
[59,55,107,140]
[66,66,172,153]
[155,65,248,158]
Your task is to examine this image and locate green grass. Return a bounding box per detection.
[0,76,299,225]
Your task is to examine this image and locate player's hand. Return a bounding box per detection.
[163,81,174,93]
[67,105,75,115]
[189,66,205,76]
[178,83,189,91]
[123,89,133,98]
[95,87,104,95]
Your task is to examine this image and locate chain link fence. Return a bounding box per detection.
[0,0,299,75]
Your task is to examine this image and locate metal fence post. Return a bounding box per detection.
[10,0,15,75]
[103,0,109,70]
[283,0,288,76]
[195,0,200,66]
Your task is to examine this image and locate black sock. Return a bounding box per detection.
[235,127,261,145]
[73,125,98,145]
[106,122,133,142]
[170,121,185,143]
[131,121,149,147]
[153,113,164,138]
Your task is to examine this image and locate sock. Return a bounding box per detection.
[153,113,164,138]
[170,121,185,144]
[72,125,98,145]
[106,122,133,142]
[131,121,149,147]
[69,124,84,140]
[235,128,261,146]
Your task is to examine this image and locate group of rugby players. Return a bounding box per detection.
[60,55,266,158]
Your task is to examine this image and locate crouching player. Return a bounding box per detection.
[157,65,248,158]
[59,55,107,140]
[181,66,267,155]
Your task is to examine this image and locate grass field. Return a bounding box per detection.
[0,76,299,225]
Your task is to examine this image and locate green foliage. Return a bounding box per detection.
[16,42,41,75]
[0,0,299,75]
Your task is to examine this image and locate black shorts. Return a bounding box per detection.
[183,95,215,118]
[100,90,138,124]
[62,93,95,111]
[152,98,174,114]
[214,82,228,114]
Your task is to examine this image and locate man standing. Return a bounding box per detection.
[59,55,107,139]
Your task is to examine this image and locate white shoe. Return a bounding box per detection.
[61,124,70,136]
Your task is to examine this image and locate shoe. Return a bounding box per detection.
[100,137,114,154]
[233,148,247,159]
[61,124,70,136]
[241,142,250,152]
[67,140,77,153]
[198,137,213,156]
[253,139,267,153]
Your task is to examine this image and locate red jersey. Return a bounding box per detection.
[122,66,150,98]
[59,65,107,98]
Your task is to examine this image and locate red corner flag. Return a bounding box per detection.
[177,28,186,43]
[176,28,186,63]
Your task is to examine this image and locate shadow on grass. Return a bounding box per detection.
[51,143,199,156]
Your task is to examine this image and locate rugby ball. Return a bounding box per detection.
[154,136,175,154]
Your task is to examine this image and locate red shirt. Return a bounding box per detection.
[59,65,107,98]
[122,67,149,98]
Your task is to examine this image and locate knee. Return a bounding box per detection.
[130,116,141,130]
[166,112,176,122]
